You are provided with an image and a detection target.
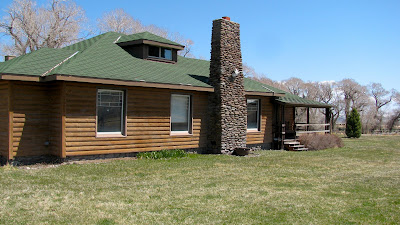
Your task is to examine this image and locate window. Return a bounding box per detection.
[171,94,191,134]
[247,99,260,131]
[148,46,172,60]
[97,89,125,136]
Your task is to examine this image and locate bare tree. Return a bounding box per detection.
[368,82,393,131]
[96,8,194,57]
[0,0,86,55]
[243,63,258,78]
[387,91,400,131]
[97,8,143,34]
[337,79,368,119]
[310,81,343,131]
[169,32,194,58]
[370,83,392,110]
[41,0,86,48]
[283,77,305,96]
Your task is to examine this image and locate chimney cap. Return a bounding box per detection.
[222,16,230,21]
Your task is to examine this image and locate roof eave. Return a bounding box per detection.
[45,74,214,92]
[0,74,40,82]
[117,39,185,50]
[276,100,331,108]
[245,91,285,97]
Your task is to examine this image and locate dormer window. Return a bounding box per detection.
[148,46,172,60]
[117,32,185,64]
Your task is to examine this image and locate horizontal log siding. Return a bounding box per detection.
[0,81,9,158]
[48,82,62,157]
[64,83,208,156]
[246,96,274,145]
[11,82,52,157]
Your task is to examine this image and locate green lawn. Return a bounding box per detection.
[1,136,399,224]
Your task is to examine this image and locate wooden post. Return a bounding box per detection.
[7,81,13,161]
[281,105,285,150]
[293,107,296,136]
[306,107,310,131]
[325,108,331,134]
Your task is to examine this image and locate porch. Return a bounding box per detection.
[274,95,332,150]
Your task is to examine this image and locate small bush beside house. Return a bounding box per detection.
[346,108,362,138]
[299,133,344,150]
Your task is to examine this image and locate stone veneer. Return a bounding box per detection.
[207,17,247,154]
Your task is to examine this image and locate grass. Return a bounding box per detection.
[136,149,187,159]
[1,135,399,224]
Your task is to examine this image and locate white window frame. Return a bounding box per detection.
[247,98,260,132]
[170,94,192,135]
[96,89,126,137]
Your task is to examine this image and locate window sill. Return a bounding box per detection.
[247,129,261,133]
[146,57,176,64]
[96,133,126,138]
[170,131,192,136]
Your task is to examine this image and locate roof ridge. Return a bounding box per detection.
[50,32,125,75]
[63,32,126,52]
[41,51,79,77]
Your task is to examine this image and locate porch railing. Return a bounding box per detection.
[295,123,331,135]
[279,123,331,149]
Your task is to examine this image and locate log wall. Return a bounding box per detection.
[11,81,52,157]
[246,96,274,146]
[48,82,63,157]
[0,81,9,158]
[5,80,278,157]
[64,82,209,156]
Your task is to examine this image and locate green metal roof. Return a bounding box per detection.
[117,31,183,47]
[244,78,285,94]
[277,91,331,108]
[0,48,77,76]
[51,32,212,87]
[63,32,111,52]
[0,31,330,107]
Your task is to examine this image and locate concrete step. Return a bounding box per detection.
[293,147,308,151]
[284,141,300,145]
[292,145,305,148]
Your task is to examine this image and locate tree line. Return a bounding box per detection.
[0,0,194,57]
[244,64,400,133]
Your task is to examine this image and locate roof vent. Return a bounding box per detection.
[5,56,16,61]
[222,16,230,21]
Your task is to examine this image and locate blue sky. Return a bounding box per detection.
[1,0,399,91]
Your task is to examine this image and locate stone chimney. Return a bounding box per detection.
[5,56,16,61]
[207,17,247,154]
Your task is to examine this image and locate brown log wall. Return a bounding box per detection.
[5,80,277,157]
[11,82,53,157]
[246,96,274,145]
[48,82,63,157]
[64,82,209,156]
[0,81,9,158]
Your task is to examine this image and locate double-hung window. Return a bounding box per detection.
[170,94,192,134]
[247,99,260,131]
[97,89,125,136]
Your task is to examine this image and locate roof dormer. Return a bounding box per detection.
[116,32,184,63]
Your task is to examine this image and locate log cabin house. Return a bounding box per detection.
[0,17,331,163]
